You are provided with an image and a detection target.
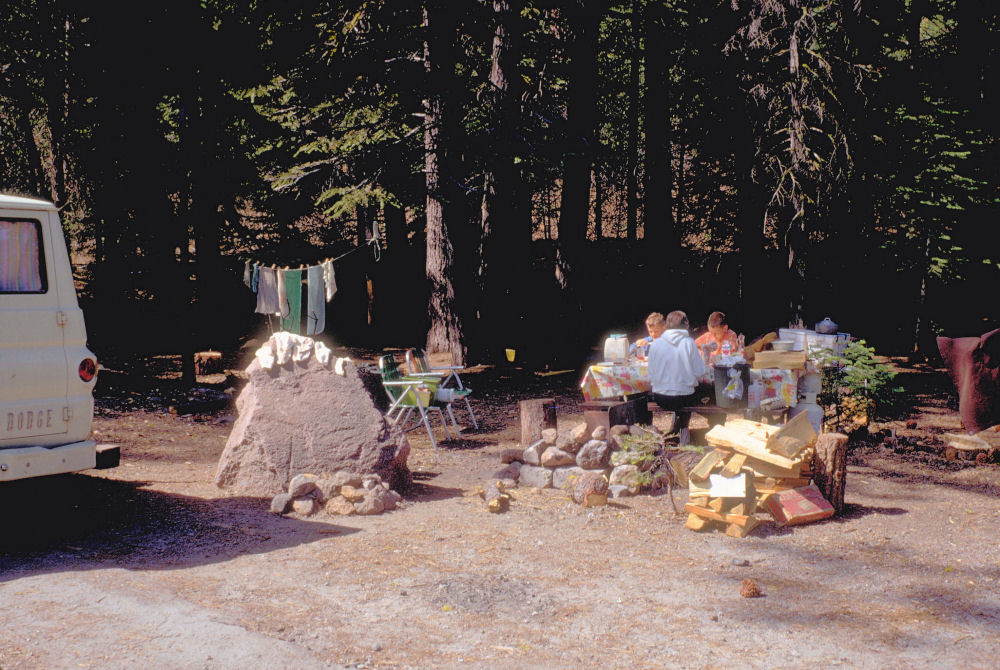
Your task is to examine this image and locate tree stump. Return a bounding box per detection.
[813,432,848,513]
[194,351,222,376]
[519,398,556,447]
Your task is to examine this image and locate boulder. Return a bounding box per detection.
[325,496,356,516]
[577,440,611,469]
[608,425,630,450]
[591,425,608,441]
[518,464,553,489]
[330,471,364,489]
[355,488,388,515]
[215,336,410,496]
[572,471,609,507]
[269,493,293,514]
[571,422,590,445]
[292,497,320,516]
[552,466,587,490]
[340,485,365,502]
[288,473,319,498]
[522,442,543,466]
[609,464,641,490]
[540,428,559,446]
[541,447,575,467]
[556,431,581,454]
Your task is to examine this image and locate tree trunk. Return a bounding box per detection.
[625,0,640,243]
[641,0,675,260]
[592,170,603,240]
[478,0,524,362]
[423,2,466,364]
[813,432,848,513]
[555,0,602,296]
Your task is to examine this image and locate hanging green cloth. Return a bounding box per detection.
[280,269,303,333]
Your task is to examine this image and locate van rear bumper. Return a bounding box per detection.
[0,440,100,481]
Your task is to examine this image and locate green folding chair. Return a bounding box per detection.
[378,354,458,450]
[405,348,478,430]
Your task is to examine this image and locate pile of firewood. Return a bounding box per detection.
[685,413,817,537]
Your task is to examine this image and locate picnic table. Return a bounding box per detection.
[580,361,650,401]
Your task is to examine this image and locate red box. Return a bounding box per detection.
[764,483,834,525]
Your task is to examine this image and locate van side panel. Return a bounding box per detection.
[47,209,96,444]
[0,209,70,444]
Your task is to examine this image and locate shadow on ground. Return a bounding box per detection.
[0,473,358,580]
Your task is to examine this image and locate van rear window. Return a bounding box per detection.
[0,219,47,293]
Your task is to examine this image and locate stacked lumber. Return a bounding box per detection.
[685,413,819,536]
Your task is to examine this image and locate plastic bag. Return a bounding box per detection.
[724,367,744,400]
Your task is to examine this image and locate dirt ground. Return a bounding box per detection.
[2,355,1000,670]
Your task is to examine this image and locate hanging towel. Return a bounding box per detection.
[242,261,252,289]
[280,269,302,333]
[276,269,289,318]
[306,265,326,335]
[322,259,337,302]
[255,267,280,314]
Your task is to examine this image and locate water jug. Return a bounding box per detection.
[603,334,628,363]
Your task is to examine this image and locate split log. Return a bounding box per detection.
[519,398,556,447]
[482,480,510,513]
[813,432,848,513]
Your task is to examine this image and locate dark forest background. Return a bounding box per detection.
[2,1,998,380]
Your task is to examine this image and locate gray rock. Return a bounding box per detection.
[493,462,521,482]
[541,447,575,467]
[384,489,403,510]
[572,471,609,507]
[552,466,587,491]
[556,431,581,454]
[571,422,590,445]
[540,428,558,446]
[330,471,365,488]
[591,425,608,441]
[325,496,356,515]
[340,485,365,502]
[522,442,542,466]
[518,464,553,489]
[270,492,293,514]
[355,488,388,515]
[215,337,411,495]
[288,473,319,498]
[577,440,611,469]
[609,425,630,450]
[609,464,641,488]
[608,484,633,499]
[292,497,319,516]
[362,474,383,490]
[315,478,338,503]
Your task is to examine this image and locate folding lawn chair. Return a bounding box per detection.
[378,353,459,450]
[405,348,478,430]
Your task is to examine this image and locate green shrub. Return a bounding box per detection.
[816,340,900,427]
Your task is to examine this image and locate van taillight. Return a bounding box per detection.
[79,358,97,382]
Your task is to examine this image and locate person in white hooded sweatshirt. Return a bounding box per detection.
[648,310,706,445]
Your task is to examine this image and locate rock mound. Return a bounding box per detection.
[215,338,410,495]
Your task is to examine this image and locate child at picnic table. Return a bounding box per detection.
[694,310,743,364]
[648,310,706,445]
[634,311,667,351]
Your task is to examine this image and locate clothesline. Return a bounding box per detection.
[241,236,379,272]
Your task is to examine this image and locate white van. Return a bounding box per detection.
[0,193,117,481]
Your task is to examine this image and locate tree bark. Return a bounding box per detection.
[478,0,524,362]
[555,0,602,295]
[641,0,675,259]
[423,2,466,364]
[813,432,848,513]
[624,0,641,243]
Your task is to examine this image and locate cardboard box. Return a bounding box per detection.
[753,369,798,408]
[764,483,834,525]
